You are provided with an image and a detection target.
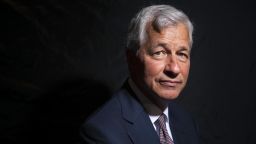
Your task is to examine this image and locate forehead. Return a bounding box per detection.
[146,23,190,47]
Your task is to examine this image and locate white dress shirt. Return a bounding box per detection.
[128,79,174,141]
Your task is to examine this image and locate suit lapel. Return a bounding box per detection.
[125,111,160,144]
[118,86,159,144]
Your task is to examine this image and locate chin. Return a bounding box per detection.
[157,91,180,100]
[161,94,179,100]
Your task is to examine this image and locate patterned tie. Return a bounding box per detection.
[156,114,174,144]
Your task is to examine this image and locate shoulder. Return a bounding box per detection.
[80,88,132,143]
[170,102,194,120]
[169,102,200,144]
[83,88,129,127]
[170,102,197,127]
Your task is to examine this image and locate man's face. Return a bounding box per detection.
[129,23,190,102]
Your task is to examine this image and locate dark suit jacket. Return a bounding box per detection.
[80,84,200,144]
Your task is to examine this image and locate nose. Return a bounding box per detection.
[164,56,181,78]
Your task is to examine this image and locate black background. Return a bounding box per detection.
[0,0,255,144]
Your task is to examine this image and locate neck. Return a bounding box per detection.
[129,78,169,112]
[148,93,169,111]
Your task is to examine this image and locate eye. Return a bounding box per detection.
[177,52,189,62]
[154,50,166,55]
[152,50,167,59]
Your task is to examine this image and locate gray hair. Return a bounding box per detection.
[126,5,193,52]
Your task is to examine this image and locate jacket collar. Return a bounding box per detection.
[118,82,160,144]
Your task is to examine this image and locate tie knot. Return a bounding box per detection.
[157,114,167,128]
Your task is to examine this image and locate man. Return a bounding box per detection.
[80,5,200,144]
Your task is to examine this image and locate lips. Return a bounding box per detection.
[159,80,182,87]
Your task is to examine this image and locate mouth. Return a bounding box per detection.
[159,80,182,87]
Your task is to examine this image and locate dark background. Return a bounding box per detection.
[0,0,255,144]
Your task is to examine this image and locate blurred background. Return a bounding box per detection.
[0,0,255,144]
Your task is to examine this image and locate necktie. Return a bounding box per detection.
[156,114,174,144]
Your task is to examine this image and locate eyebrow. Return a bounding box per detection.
[155,43,189,52]
[157,43,167,48]
[179,47,189,52]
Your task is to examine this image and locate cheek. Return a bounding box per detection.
[143,58,165,78]
[180,62,190,78]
